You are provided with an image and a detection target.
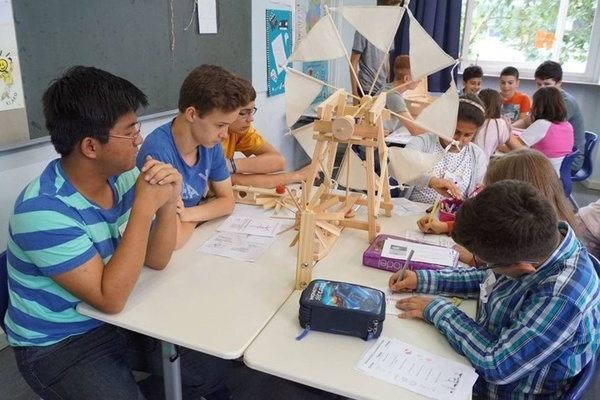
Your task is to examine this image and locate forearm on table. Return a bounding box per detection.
[234,154,286,174]
[145,202,178,269]
[231,171,304,189]
[416,269,483,298]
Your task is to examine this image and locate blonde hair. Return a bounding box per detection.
[485,148,578,232]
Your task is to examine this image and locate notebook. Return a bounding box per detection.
[362,234,459,272]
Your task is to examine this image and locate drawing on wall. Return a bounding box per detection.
[0,0,25,112]
[266,9,292,97]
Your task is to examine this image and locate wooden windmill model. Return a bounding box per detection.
[282,3,460,289]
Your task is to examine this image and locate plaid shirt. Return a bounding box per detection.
[416,222,600,400]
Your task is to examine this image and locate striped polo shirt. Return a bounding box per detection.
[5,159,137,347]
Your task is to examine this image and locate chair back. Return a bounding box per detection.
[0,251,7,332]
[564,349,598,399]
[572,131,598,182]
[564,254,600,399]
[560,149,580,196]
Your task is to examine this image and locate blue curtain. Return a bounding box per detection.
[393,0,462,93]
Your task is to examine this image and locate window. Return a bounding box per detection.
[460,0,600,83]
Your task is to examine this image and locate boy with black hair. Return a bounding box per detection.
[138,64,246,248]
[499,66,531,122]
[513,60,585,172]
[390,180,600,400]
[6,66,234,400]
[461,65,483,95]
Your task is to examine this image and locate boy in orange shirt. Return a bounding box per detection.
[222,75,311,188]
[499,66,531,122]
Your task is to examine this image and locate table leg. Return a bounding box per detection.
[161,341,183,400]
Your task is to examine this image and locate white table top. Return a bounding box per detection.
[244,208,476,400]
[77,204,299,359]
[385,127,414,146]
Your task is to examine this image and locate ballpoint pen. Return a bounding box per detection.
[395,249,414,284]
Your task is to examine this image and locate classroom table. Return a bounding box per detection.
[244,205,477,400]
[77,200,476,400]
[77,204,299,400]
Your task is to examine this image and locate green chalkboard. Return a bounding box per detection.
[12,0,252,141]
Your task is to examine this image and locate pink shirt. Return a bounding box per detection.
[520,120,574,173]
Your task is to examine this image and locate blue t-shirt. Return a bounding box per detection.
[6,160,138,346]
[137,121,230,207]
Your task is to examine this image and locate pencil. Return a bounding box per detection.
[395,249,414,284]
[428,198,440,223]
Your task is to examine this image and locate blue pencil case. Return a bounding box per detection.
[298,279,385,341]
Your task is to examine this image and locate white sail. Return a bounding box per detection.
[289,15,346,62]
[289,122,317,159]
[284,68,325,127]
[414,81,459,142]
[336,149,377,191]
[408,10,455,81]
[338,6,404,52]
[388,147,443,184]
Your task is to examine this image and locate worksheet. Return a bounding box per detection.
[355,336,478,400]
[197,232,278,262]
[217,214,285,237]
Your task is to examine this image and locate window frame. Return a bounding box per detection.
[460,0,600,84]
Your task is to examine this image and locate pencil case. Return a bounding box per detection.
[362,234,459,272]
[298,279,385,341]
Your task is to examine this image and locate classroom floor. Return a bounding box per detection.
[1,182,599,400]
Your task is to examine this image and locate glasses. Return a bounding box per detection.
[108,122,142,145]
[238,107,257,118]
[472,255,540,271]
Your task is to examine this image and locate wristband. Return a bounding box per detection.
[230,158,237,174]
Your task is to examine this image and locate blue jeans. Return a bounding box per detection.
[12,324,232,400]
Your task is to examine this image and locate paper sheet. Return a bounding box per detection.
[197,232,278,262]
[404,230,456,248]
[381,238,456,267]
[198,0,217,34]
[355,336,478,400]
[391,198,427,216]
[217,214,285,237]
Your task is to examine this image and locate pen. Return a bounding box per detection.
[428,199,440,223]
[395,249,414,284]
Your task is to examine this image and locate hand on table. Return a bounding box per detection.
[395,296,434,320]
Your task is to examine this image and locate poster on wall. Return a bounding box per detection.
[295,0,330,104]
[266,9,292,97]
[0,0,25,112]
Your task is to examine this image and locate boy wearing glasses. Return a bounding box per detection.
[389,180,600,400]
[137,64,245,248]
[5,66,233,400]
[222,75,311,188]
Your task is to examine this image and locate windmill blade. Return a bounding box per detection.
[388,146,443,184]
[408,9,456,81]
[289,122,317,159]
[313,196,341,213]
[338,6,404,53]
[336,147,378,191]
[316,220,343,237]
[289,14,347,62]
[414,81,459,142]
[289,232,300,248]
[285,68,326,127]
